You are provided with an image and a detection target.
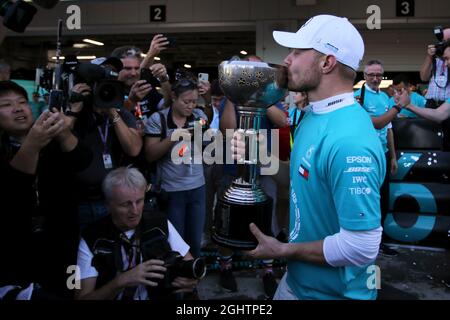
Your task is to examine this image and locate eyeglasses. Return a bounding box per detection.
[365,73,384,78]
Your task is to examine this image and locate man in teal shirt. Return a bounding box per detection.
[354,60,400,257]
[234,15,386,300]
[391,74,426,118]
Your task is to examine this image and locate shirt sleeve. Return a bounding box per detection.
[327,138,385,231]
[77,238,99,280]
[167,221,190,257]
[118,108,137,128]
[143,111,163,137]
[323,227,382,267]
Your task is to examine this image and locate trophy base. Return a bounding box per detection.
[212,182,273,250]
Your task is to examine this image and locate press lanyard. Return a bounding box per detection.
[97,119,110,153]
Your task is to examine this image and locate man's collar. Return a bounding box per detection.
[365,83,379,94]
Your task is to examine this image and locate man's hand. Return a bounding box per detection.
[150,63,169,82]
[116,259,166,288]
[129,80,152,103]
[427,44,436,57]
[69,83,92,112]
[391,157,398,176]
[171,276,199,294]
[394,88,410,108]
[27,110,66,150]
[198,80,211,96]
[230,130,267,163]
[147,34,169,58]
[245,223,285,260]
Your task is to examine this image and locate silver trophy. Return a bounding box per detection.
[212,60,287,249]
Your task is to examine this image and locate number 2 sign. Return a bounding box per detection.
[150,5,166,22]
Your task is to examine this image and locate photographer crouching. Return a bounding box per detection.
[65,57,143,230]
[75,167,204,300]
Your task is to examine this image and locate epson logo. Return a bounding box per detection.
[346,156,373,164]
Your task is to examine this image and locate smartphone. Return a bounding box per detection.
[140,68,160,88]
[166,36,176,48]
[198,73,209,82]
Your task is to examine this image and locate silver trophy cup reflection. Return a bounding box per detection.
[212,60,287,249]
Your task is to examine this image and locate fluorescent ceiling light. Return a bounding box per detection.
[73,43,90,49]
[83,39,104,46]
[51,56,97,60]
[184,64,192,69]
[240,50,248,55]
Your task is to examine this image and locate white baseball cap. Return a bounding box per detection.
[273,15,364,71]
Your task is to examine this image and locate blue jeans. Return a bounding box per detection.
[166,185,206,258]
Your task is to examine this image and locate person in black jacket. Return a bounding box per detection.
[0,81,92,299]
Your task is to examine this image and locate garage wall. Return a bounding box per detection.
[3,0,450,71]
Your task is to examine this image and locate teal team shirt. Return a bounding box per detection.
[354,85,390,153]
[288,102,386,300]
[388,92,426,118]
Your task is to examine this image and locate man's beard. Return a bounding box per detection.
[289,68,321,93]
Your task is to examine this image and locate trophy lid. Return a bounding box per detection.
[218,60,288,109]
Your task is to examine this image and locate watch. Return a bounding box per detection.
[64,110,81,119]
[393,105,401,113]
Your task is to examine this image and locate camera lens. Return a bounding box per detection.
[190,258,207,279]
[98,83,116,103]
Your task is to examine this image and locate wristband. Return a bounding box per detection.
[393,105,401,113]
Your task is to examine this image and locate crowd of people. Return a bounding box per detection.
[0,14,449,301]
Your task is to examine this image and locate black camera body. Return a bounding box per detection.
[140,226,206,293]
[38,58,124,110]
[71,60,124,109]
[433,26,449,57]
[0,0,37,33]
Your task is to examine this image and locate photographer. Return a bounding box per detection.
[143,78,208,259]
[111,42,171,116]
[75,167,198,300]
[396,45,450,124]
[0,81,92,299]
[66,57,143,229]
[420,27,450,149]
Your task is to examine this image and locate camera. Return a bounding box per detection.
[140,227,206,293]
[38,56,124,110]
[0,0,59,33]
[0,0,37,33]
[433,26,449,57]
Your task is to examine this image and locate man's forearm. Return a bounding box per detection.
[113,121,142,156]
[57,132,78,153]
[371,108,398,129]
[77,277,123,300]
[387,129,396,159]
[407,104,450,123]
[281,240,327,266]
[420,55,433,82]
